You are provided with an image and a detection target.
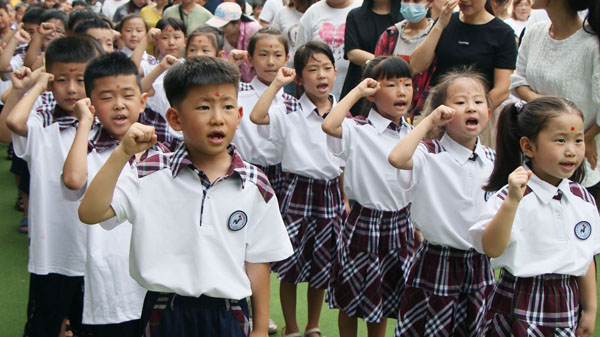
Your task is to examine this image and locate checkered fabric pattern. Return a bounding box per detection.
[271,174,345,289]
[479,269,579,337]
[35,92,57,127]
[393,241,494,337]
[255,163,286,204]
[139,107,182,151]
[327,203,415,322]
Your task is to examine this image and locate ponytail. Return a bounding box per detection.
[485,97,586,192]
[484,104,523,192]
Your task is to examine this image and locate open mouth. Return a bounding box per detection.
[560,162,576,171]
[208,130,225,143]
[466,118,479,127]
[394,101,408,109]
[113,115,129,125]
[316,83,328,92]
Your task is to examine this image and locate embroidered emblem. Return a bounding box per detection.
[228,210,248,231]
[574,221,592,240]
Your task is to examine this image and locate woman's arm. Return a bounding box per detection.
[488,68,513,109]
[410,0,457,74]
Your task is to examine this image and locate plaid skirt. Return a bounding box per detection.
[271,174,345,289]
[394,241,494,337]
[141,292,250,337]
[255,163,286,203]
[480,269,579,337]
[327,203,415,322]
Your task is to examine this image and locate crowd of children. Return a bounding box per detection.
[0,0,598,336]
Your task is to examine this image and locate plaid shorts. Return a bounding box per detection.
[141,292,250,337]
[327,203,415,322]
[271,174,345,288]
[480,269,579,337]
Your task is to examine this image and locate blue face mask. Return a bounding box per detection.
[400,2,427,23]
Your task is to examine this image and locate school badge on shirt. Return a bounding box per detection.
[228,210,248,231]
[574,221,592,240]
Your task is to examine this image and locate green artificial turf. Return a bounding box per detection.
[0,141,598,337]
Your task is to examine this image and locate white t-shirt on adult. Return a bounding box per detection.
[510,21,600,187]
[271,6,303,67]
[102,0,126,22]
[259,0,284,24]
[296,0,362,99]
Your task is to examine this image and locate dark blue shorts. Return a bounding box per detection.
[140,292,250,337]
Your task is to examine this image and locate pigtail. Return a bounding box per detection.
[484,104,523,192]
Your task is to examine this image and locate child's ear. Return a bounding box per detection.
[488,108,492,117]
[520,136,535,158]
[294,75,302,86]
[139,92,147,112]
[218,50,225,58]
[166,107,183,131]
[237,106,243,127]
[365,94,376,103]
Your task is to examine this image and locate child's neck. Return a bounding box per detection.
[181,1,197,12]
[225,29,240,47]
[327,0,352,9]
[447,131,478,151]
[189,147,233,183]
[306,91,332,117]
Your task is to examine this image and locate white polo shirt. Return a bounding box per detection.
[259,93,343,180]
[232,78,283,166]
[72,131,152,324]
[120,46,159,77]
[470,171,600,278]
[109,145,293,299]
[400,133,495,250]
[12,101,90,276]
[328,109,412,210]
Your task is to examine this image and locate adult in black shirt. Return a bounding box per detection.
[410,0,516,108]
[340,0,401,108]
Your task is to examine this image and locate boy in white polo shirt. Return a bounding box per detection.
[78,56,293,337]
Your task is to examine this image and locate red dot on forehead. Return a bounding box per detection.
[116,85,120,89]
[198,39,202,43]
[269,45,273,48]
[214,92,220,97]
[571,127,575,131]
[69,68,78,72]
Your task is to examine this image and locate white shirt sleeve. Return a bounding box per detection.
[107,171,138,230]
[327,118,354,160]
[469,191,504,254]
[259,101,287,145]
[510,23,534,94]
[258,0,282,24]
[12,110,44,162]
[245,195,293,263]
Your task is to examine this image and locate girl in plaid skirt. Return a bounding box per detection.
[470,97,600,337]
[250,41,345,337]
[388,68,496,336]
[322,56,417,337]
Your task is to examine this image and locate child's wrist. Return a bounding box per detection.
[114,144,135,160]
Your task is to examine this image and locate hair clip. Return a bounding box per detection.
[515,100,526,112]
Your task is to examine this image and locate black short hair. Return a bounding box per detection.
[164,56,240,109]
[22,6,45,24]
[72,0,88,8]
[67,8,97,32]
[45,36,97,73]
[84,52,141,97]
[40,8,67,27]
[0,0,8,13]
[156,17,186,36]
[186,26,224,54]
[73,17,111,35]
[247,26,289,57]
